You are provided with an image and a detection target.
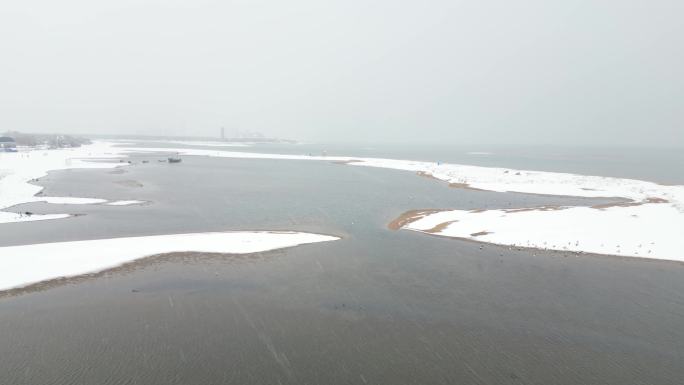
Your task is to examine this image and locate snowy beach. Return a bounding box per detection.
[115,142,684,262]
[0,142,130,222]
[5,140,681,261]
[2,139,682,291]
[0,231,338,292]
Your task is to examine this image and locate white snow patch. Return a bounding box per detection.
[0,212,71,224]
[0,231,339,291]
[0,142,130,223]
[405,204,684,262]
[105,200,146,206]
[35,197,107,205]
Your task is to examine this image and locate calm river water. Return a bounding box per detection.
[1,143,683,384]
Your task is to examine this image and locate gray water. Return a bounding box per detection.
[123,140,684,184]
[1,150,683,384]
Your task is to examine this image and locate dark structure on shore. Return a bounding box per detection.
[0,136,17,152]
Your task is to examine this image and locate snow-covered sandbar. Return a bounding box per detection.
[0,231,339,292]
[4,141,683,262]
[119,144,684,262]
[0,212,71,224]
[401,204,684,262]
[0,142,147,223]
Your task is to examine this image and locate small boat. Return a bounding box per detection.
[168,156,182,163]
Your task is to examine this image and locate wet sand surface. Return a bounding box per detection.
[2,153,684,384]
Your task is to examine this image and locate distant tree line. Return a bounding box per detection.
[2,131,91,148]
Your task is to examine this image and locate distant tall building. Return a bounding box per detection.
[220,127,225,140]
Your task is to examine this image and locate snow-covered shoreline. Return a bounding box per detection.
[0,142,139,223]
[400,204,683,262]
[2,140,683,262]
[116,143,684,262]
[118,145,680,205]
[0,231,339,292]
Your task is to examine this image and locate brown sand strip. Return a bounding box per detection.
[415,171,431,177]
[591,197,668,210]
[470,231,492,237]
[591,200,640,209]
[448,183,487,191]
[387,209,444,230]
[416,171,488,191]
[504,205,566,213]
[416,171,441,180]
[448,182,470,189]
[425,220,459,234]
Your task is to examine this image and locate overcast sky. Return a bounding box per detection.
[0,0,682,146]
